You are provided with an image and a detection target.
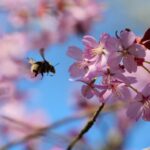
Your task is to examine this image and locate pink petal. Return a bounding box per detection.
[129,44,146,58]
[115,73,137,85]
[69,63,86,78]
[104,36,121,52]
[82,35,98,48]
[67,46,82,60]
[123,55,137,73]
[142,83,150,97]
[81,85,94,99]
[135,93,143,101]
[107,53,122,69]
[114,73,128,84]
[119,85,132,101]
[120,30,136,49]
[84,62,101,80]
[127,102,142,120]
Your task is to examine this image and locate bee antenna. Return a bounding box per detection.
[54,63,59,67]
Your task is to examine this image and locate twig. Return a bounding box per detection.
[67,103,105,150]
[0,108,98,150]
[144,60,150,64]
[127,84,140,94]
[1,115,36,130]
[142,65,150,74]
[0,102,124,150]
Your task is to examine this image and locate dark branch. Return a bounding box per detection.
[67,103,105,150]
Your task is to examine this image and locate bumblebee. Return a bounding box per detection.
[28,48,55,78]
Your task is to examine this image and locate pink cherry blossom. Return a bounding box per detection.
[1,0,104,46]
[0,33,27,59]
[83,34,109,61]
[127,83,150,121]
[103,83,132,103]
[0,101,48,141]
[100,59,136,86]
[116,109,134,136]
[0,33,28,78]
[67,46,90,78]
[0,80,25,103]
[131,50,150,91]
[117,29,146,73]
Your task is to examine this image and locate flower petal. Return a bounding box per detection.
[127,102,142,120]
[120,30,136,49]
[123,55,137,73]
[141,83,150,97]
[129,44,146,58]
[69,63,86,78]
[82,35,98,48]
[67,46,82,60]
[81,85,94,99]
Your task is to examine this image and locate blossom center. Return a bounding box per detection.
[92,44,106,56]
[143,99,150,109]
[121,49,130,56]
[141,96,150,109]
[78,59,90,71]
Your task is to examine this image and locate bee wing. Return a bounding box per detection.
[40,48,46,61]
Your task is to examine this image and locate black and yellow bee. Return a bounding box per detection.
[28,48,55,78]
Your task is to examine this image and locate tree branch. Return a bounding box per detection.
[0,108,98,150]
[67,103,105,150]
[0,102,123,150]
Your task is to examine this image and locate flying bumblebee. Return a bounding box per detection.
[28,48,56,78]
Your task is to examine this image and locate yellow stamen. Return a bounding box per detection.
[92,45,106,56]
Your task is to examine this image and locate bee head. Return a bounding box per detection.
[49,65,56,74]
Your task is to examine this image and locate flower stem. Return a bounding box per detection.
[142,65,150,74]
[67,103,105,150]
[0,109,99,150]
[127,85,140,94]
[144,60,150,64]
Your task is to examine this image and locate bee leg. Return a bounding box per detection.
[33,70,38,77]
[34,73,38,77]
[40,72,44,80]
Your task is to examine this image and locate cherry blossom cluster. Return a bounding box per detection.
[0,33,28,103]
[0,0,104,48]
[0,32,49,148]
[67,28,150,121]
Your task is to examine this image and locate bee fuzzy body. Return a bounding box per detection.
[28,49,56,78]
[31,60,55,78]
[29,48,56,77]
